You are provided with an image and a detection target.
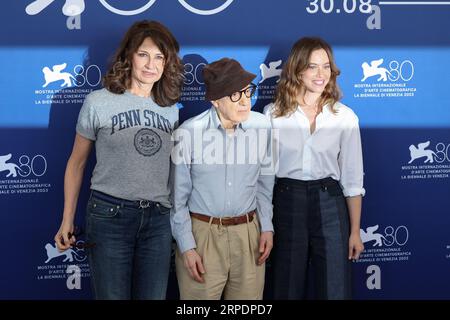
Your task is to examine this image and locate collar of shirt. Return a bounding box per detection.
[207,106,247,132]
[294,103,336,132]
[296,103,333,117]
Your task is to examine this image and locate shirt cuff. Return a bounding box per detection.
[75,126,96,141]
[343,187,366,197]
[258,215,274,233]
[176,232,197,254]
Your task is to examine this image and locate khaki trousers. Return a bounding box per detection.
[176,215,265,300]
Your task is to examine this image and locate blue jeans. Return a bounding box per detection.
[85,190,172,300]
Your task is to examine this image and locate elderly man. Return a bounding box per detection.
[170,58,275,300]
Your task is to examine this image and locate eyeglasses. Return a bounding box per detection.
[229,83,257,102]
[67,226,96,249]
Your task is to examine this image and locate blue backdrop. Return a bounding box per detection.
[1,0,450,299]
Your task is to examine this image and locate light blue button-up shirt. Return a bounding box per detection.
[170,107,275,253]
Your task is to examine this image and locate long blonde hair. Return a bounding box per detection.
[273,37,341,117]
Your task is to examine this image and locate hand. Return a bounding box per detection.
[257,231,273,265]
[182,249,206,283]
[54,221,75,252]
[348,232,364,260]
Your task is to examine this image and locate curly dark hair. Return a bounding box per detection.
[103,20,184,107]
[273,37,341,117]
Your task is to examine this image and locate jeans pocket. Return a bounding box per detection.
[325,184,344,197]
[88,198,120,218]
[275,183,284,193]
[156,203,171,215]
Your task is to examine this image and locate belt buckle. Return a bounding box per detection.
[221,217,231,225]
[223,216,239,225]
[139,200,151,209]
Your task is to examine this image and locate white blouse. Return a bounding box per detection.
[264,102,365,197]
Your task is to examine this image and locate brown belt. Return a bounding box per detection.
[190,210,256,226]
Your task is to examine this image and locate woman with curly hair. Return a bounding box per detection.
[264,37,365,299]
[54,20,184,299]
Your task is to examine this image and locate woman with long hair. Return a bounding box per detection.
[264,37,365,299]
[54,20,183,299]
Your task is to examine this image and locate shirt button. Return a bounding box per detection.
[228,182,232,186]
